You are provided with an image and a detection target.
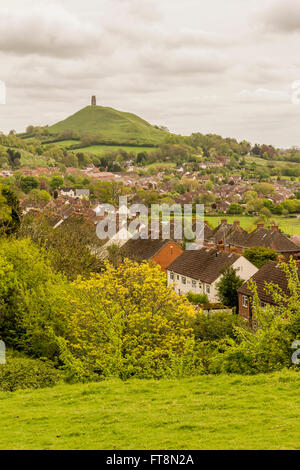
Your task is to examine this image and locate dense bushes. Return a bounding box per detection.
[0,355,61,391]
[209,260,300,374]
[192,311,246,342]
[63,260,196,380]
[0,237,74,366]
[187,292,209,305]
[0,236,299,385]
[0,240,196,380]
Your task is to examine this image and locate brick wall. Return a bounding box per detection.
[153,241,183,273]
[238,293,251,321]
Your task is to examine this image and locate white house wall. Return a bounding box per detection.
[167,255,258,303]
[231,256,258,281]
[167,271,214,299]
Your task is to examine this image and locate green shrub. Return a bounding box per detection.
[192,311,246,342]
[244,246,277,268]
[0,356,61,392]
[187,292,209,305]
[209,260,300,375]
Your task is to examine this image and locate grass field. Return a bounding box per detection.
[206,215,300,236]
[245,155,300,169]
[1,371,300,450]
[146,162,176,169]
[76,144,155,156]
[50,139,79,148]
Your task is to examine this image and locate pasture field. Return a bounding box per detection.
[245,155,299,168]
[146,162,176,169]
[75,144,155,156]
[48,139,79,148]
[0,371,299,450]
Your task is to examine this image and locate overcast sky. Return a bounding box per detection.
[0,0,300,147]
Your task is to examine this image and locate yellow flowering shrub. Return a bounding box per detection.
[65,260,196,378]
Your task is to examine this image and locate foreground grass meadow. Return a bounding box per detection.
[1,370,300,450]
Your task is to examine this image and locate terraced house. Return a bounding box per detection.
[120,237,183,273]
[206,219,300,259]
[238,260,300,324]
[167,248,258,302]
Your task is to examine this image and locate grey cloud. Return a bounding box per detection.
[259,0,300,33]
[0,5,102,57]
[139,49,229,75]
[1,0,300,148]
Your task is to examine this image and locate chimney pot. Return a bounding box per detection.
[271,224,279,232]
[221,219,227,224]
[234,220,240,226]
[257,223,264,229]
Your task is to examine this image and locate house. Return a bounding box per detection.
[60,188,76,198]
[59,188,90,200]
[229,223,300,257]
[0,170,12,177]
[120,237,183,272]
[238,260,300,323]
[93,171,116,180]
[75,189,90,199]
[167,247,258,302]
[207,219,248,247]
[203,222,214,243]
[207,220,300,258]
[97,225,135,259]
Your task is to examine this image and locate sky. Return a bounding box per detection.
[0,0,300,147]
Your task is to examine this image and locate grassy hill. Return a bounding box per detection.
[47,105,167,145]
[1,370,300,450]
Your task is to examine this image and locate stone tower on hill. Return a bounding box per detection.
[91,95,96,106]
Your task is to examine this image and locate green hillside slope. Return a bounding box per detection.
[48,106,166,145]
[1,371,300,449]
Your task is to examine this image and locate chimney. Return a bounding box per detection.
[207,242,215,248]
[91,95,96,106]
[257,223,264,229]
[221,219,227,224]
[233,220,240,228]
[276,254,285,264]
[271,224,279,232]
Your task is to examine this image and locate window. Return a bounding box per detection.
[177,275,179,280]
[199,282,202,289]
[192,279,197,288]
[242,296,248,308]
[170,272,174,281]
[182,276,186,285]
[206,284,210,294]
